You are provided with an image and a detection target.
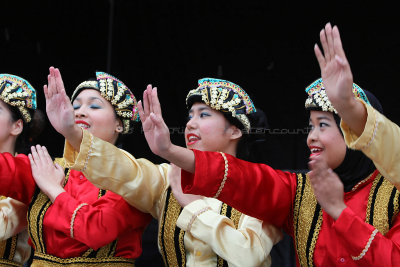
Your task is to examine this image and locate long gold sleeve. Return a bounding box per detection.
[63,129,170,218]
[176,198,282,266]
[341,100,400,189]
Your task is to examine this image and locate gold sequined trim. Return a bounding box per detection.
[0,258,21,266]
[31,251,134,266]
[159,190,185,267]
[363,108,379,150]
[187,207,212,232]
[214,152,228,198]
[293,173,323,267]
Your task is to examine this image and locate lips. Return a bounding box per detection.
[75,120,90,129]
[186,133,200,146]
[309,146,323,157]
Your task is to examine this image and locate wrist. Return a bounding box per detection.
[47,187,66,203]
[331,203,347,220]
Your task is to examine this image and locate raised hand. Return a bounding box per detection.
[314,23,354,110]
[308,155,347,220]
[28,145,66,203]
[44,67,82,149]
[137,85,172,157]
[169,164,202,207]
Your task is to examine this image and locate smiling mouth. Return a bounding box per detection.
[187,135,200,145]
[76,123,90,129]
[310,148,323,156]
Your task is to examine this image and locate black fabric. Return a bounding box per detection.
[333,89,383,192]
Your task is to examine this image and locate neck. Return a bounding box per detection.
[0,139,16,154]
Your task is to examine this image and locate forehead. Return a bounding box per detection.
[74,88,103,100]
[309,110,334,120]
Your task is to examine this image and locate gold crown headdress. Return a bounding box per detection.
[72,72,138,134]
[0,74,37,123]
[186,78,256,132]
[305,78,370,113]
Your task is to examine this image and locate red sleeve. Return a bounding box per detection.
[0,153,36,205]
[333,207,400,264]
[48,191,150,250]
[181,149,297,227]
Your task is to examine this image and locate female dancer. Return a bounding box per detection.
[0,74,43,266]
[135,24,400,266]
[43,74,283,266]
[0,68,151,266]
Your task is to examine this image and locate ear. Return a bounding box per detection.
[115,119,123,133]
[229,125,243,140]
[11,119,23,136]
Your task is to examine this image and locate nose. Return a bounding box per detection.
[307,127,318,144]
[186,116,197,130]
[74,106,87,118]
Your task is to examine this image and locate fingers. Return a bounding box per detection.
[151,87,163,117]
[319,28,330,62]
[314,44,326,70]
[332,26,350,70]
[143,85,151,116]
[54,68,66,95]
[30,145,55,168]
[325,23,335,61]
[39,146,54,166]
[137,100,147,124]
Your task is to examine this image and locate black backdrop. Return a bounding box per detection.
[2,1,399,266]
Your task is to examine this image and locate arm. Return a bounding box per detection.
[341,102,400,189]
[176,198,282,266]
[314,23,367,136]
[333,207,400,265]
[0,153,36,205]
[63,129,170,217]
[181,149,297,226]
[0,198,27,240]
[47,190,150,249]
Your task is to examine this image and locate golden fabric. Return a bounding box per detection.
[63,129,281,266]
[342,100,400,190]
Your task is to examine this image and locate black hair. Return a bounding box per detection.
[8,105,46,154]
[225,108,269,161]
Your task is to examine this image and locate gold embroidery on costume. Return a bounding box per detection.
[31,251,134,266]
[159,188,242,267]
[366,173,400,235]
[27,161,128,266]
[293,173,322,267]
[293,171,400,266]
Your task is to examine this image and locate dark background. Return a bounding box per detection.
[2,1,399,266]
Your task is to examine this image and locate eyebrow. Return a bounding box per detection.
[74,96,104,103]
[188,106,210,114]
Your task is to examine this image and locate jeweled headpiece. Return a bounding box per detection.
[305,78,370,113]
[186,78,256,132]
[71,71,138,134]
[0,74,37,123]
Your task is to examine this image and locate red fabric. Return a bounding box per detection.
[0,153,152,259]
[181,150,400,266]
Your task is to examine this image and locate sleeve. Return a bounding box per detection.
[181,149,297,226]
[0,198,28,240]
[176,199,283,266]
[48,191,150,250]
[0,153,36,205]
[63,129,170,218]
[341,101,400,189]
[333,207,400,265]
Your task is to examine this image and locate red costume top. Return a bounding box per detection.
[0,152,151,263]
[181,149,400,266]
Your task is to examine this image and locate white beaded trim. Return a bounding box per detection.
[362,108,379,150]
[187,207,212,232]
[70,203,88,238]
[351,228,378,260]
[81,133,94,173]
[213,152,228,198]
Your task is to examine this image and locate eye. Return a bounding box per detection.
[90,104,101,109]
[319,122,329,128]
[200,112,210,118]
[72,104,81,110]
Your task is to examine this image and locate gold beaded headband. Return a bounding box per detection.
[71,72,138,134]
[186,78,256,132]
[0,74,37,123]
